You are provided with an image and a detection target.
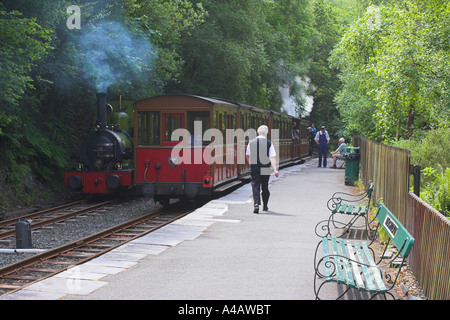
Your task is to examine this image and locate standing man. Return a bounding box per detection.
[307,127,314,156]
[311,123,317,137]
[315,126,330,167]
[246,125,279,214]
[309,123,317,156]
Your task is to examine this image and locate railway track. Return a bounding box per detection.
[0,203,193,297]
[0,200,115,240]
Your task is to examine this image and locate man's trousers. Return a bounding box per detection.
[318,144,328,167]
[251,170,270,206]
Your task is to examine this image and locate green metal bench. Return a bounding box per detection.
[315,183,376,238]
[313,203,415,300]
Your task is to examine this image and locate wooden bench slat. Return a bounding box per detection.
[354,242,376,293]
[330,236,345,284]
[362,242,387,292]
[337,203,347,214]
[358,205,366,216]
[336,237,355,288]
[344,240,365,290]
[345,204,354,215]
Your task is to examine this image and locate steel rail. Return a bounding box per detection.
[0,200,84,228]
[0,200,114,240]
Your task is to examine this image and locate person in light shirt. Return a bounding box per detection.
[246,125,279,214]
[315,126,330,167]
[331,138,347,168]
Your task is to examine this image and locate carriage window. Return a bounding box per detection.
[187,111,210,146]
[163,114,184,145]
[137,111,160,145]
[229,114,235,130]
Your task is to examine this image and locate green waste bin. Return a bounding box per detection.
[344,147,360,185]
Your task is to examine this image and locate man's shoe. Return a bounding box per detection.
[263,206,269,211]
[331,164,337,169]
[253,205,259,214]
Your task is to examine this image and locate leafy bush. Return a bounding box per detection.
[391,128,449,217]
[421,166,450,217]
[391,128,450,171]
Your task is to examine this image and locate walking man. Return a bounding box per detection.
[246,125,279,214]
[315,126,330,167]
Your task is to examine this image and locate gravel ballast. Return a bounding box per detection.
[0,197,161,269]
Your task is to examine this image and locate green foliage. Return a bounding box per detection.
[0,112,15,136]
[125,0,206,45]
[331,0,450,142]
[124,0,206,93]
[390,128,450,215]
[167,0,316,111]
[391,127,450,170]
[0,10,51,101]
[0,9,53,106]
[0,117,68,186]
[308,0,347,142]
[0,7,53,137]
[421,166,450,217]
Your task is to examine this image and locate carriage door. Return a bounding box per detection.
[163,114,184,146]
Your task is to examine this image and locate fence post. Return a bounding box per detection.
[410,164,421,197]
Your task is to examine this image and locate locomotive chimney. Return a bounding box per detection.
[96,92,107,131]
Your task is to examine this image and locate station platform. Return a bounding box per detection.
[3,158,358,301]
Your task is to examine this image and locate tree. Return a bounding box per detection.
[0,8,53,134]
[308,0,345,142]
[331,0,450,141]
[124,0,206,94]
[167,0,269,104]
[167,0,316,113]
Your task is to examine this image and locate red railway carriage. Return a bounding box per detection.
[133,94,309,203]
[133,95,236,202]
[65,93,309,199]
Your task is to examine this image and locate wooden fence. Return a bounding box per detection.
[353,135,450,300]
[353,136,410,224]
[406,193,450,300]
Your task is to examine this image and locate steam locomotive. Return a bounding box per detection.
[65,93,134,194]
[65,93,310,204]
